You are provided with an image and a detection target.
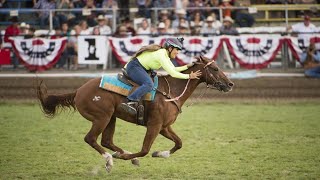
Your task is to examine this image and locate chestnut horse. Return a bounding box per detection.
[37,56,234,172]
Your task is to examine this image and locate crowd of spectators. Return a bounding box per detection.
[0,0,320,73]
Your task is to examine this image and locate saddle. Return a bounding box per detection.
[117,68,146,126]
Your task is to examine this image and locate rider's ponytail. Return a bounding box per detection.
[131,44,162,60]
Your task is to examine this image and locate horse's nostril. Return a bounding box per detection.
[229,83,234,87]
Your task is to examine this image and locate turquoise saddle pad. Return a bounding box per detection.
[99,75,158,101]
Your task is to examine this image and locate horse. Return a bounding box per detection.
[36,55,234,172]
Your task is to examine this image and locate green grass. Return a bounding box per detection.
[0,102,320,179]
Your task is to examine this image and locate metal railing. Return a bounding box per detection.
[0,4,319,30]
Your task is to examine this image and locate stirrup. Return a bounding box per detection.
[118,102,137,115]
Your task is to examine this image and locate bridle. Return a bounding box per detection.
[154,61,224,112]
[203,61,224,91]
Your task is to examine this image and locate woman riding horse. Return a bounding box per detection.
[118,37,202,115]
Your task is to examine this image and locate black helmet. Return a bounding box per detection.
[163,37,184,50]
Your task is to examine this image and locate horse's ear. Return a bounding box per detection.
[194,56,201,62]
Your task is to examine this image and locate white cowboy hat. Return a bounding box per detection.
[97,15,105,21]
[223,16,234,23]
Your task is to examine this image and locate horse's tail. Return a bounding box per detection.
[36,80,76,118]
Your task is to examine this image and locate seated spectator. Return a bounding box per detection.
[122,18,136,37]
[288,15,317,39]
[219,16,239,35]
[301,42,320,78]
[190,11,204,30]
[200,15,221,36]
[153,22,168,36]
[68,25,81,70]
[176,22,190,35]
[136,0,152,18]
[61,22,71,36]
[4,16,20,69]
[187,0,204,18]
[172,9,189,29]
[33,0,60,29]
[92,26,101,35]
[164,18,175,34]
[233,1,255,27]
[137,18,152,36]
[101,0,118,17]
[95,15,112,35]
[56,0,74,25]
[204,0,219,18]
[113,25,128,38]
[83,0,98,27]
[159,9,171,23]
[153,0,173,9]
[19,22,30,37]
[219,0,233,18]
[79,20,92,35]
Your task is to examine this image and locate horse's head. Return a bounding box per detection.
[194,56,234,92]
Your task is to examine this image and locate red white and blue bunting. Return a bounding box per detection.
[109,36,223,65]
[10,37,67,71]
[286,36,320,62]
[224,35,284,69]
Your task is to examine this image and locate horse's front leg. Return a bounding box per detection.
[117,123,162,160]
[101,115,140,166]
[152,126,182,158]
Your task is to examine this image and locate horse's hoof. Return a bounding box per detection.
[131,158,140,166]
[112,151,121,158]
[105,163,112,173]
[152,151,160,157]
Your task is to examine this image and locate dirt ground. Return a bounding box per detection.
[1,76,320,101]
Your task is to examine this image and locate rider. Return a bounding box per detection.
[118,37,202,115]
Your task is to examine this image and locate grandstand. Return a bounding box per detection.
[0,0,319,72]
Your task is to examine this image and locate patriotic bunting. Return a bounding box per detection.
[10,37,67,71]
[224,35,284,69]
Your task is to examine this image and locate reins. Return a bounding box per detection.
[154,60,220,111]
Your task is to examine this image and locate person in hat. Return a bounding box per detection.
[219,16,239,35]
[200,15,221,36]
[288,15,317,39]
[172,9,188,29]
[19,22,30,37]
[95,15,112,35]
[118,37,201,115]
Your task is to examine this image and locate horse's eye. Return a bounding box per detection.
[213,67,219,71]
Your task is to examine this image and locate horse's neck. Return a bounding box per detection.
[160,74,201,105]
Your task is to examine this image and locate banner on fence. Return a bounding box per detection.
[10,37,67,71]
[224,35,283,69]
[109,36,223,65]
[78,36,108,65]
[287,36,320,62]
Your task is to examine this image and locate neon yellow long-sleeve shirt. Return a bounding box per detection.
[135,48,189,79]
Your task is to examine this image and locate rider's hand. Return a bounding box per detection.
[189,70,202,79]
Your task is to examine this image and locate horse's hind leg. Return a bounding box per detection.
[84,119,114,172]
[101,115,140,166]
[152,126,182,158]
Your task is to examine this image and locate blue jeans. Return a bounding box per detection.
[305,66,320,78]
[126,58,154,101]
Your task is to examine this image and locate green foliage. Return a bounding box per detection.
[0,102,319,179]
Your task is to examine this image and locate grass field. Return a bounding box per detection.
[0,102,319,179]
